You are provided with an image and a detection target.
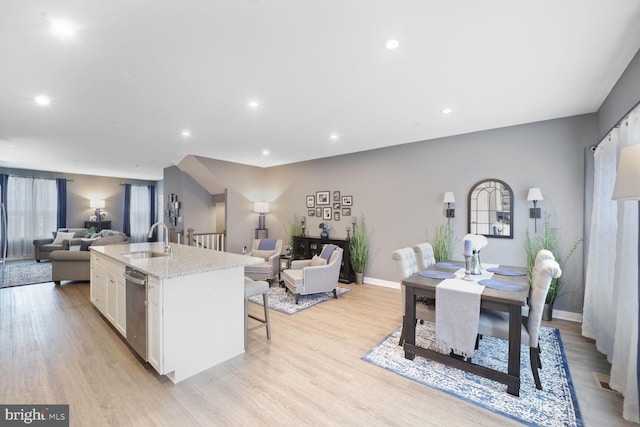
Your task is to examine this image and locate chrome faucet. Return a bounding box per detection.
[148,221,171,253]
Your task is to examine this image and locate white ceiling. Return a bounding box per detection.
[1,1,640,181]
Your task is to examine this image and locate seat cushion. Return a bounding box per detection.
[282,269,304,287]
[245,261,272,274]
[244,277,269,298]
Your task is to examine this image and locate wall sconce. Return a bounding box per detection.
[443,192,455,218]
[527,188,543,232]
[90,199,105,220]
[254,202,270,237]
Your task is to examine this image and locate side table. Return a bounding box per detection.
[279,255,292,285]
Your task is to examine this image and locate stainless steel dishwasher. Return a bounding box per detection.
[124,267,148,361]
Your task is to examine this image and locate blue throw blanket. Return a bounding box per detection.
[320,244,339,261]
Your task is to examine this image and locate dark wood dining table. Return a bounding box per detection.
[402,261,529,396]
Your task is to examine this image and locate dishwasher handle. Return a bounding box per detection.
[123,272,147,286]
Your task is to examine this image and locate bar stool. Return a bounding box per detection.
[244,277,271,350]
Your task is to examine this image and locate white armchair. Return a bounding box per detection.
[282,244,343,304]
[244,239,283,282]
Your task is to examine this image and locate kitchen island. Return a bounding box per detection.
[89,242,262,383]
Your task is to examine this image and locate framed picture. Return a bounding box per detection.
[306,195,315,208]
[333,191,341,202]
[316,191,330,205]
[308,209,315,217]
[333,202,340,209]
[316,207,322,217]
[342,195,353,206]
[342,207,351,216]
[323,207,332,220]
[333,212,340,221]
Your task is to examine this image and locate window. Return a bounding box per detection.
[128,185,151,243]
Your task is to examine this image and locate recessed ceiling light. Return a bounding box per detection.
[181,129,191,137]
[50,19,77,39]
[249,100,260,108]
[34,95,51,106]
[385,39,399,50]
[441,108,453,114]
[262,149,270,156]
[329,133,339,141]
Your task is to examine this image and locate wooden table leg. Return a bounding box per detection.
[403,285,416,360]
[507,303,522,396]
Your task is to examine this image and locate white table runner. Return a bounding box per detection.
[435,278,486,358]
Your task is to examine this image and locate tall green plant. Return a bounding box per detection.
[285,213,302,249]
[524,213,581,304]
[431,220,458,262]
[350,214,371,273]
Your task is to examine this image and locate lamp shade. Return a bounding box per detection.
[90,199,105,209]
[526,188,544,202]
[254,201,270,213]
[613,144,640,200]
[443,192,455,204]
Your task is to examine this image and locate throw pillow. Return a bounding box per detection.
[257,239,277,250]
[80,239,95,251]
[310,255,327,267]
[52,231,75,245]
[251,249,274,261]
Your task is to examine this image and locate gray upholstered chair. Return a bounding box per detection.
[244,277,271,350]
[282,244,343,304]
[477,252,561,390]
[413,242,436,271]
[391,247,436,346]
[244,239,283,282]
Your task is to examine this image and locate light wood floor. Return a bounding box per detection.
[0,280,633,426]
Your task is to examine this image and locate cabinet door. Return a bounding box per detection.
[106,273,117,324]
[147,276,163,373]
[90,256,107,314]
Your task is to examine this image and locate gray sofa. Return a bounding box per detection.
[50,233,130,285]
[33,228,90,262]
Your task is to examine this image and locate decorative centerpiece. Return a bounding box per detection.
[463,233,488,279]
[319,222,331,239]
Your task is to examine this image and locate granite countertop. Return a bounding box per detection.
[90,242,263,279]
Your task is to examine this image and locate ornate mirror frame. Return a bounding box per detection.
[467,178,514,239]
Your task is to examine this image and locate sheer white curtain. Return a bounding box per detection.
[129,185,150,243]
[7,177,57,259]
[584,106,640,423]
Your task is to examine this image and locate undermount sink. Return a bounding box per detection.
[122,251,169,259]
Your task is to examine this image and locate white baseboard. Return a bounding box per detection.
[365,277,583,323]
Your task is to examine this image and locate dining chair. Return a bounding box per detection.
[413,242,436,271]
[244,277,271,350]
[391,247,436,346]
[476,254,562,390]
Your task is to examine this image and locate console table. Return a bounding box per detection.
[292,236,355,284]
[85,220,112,232]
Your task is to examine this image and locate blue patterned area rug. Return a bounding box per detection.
[0,261,52,288]
[363,321,583,427]
[248,285,351,315]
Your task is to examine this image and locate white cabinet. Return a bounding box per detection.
[90,254,107,314]
[147,275,163,373]
[90,253,126,337]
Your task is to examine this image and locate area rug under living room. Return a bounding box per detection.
[362,321,583,427]
[248,285,351,315]
[0,261,52,288]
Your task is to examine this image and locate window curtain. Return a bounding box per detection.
[0,174,8,260]
[583,106,640,423]
[148,185,157,241]
[6,177,57,259]
[124,184,151,243]
[123,184,131,237]
[56,178,67,229]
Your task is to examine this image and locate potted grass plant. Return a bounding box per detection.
[350,214,371,284]
[285,213,302,256]
[524,213,581,320]
[431,220,458,262]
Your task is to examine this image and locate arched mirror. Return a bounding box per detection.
[468,179,513,239]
